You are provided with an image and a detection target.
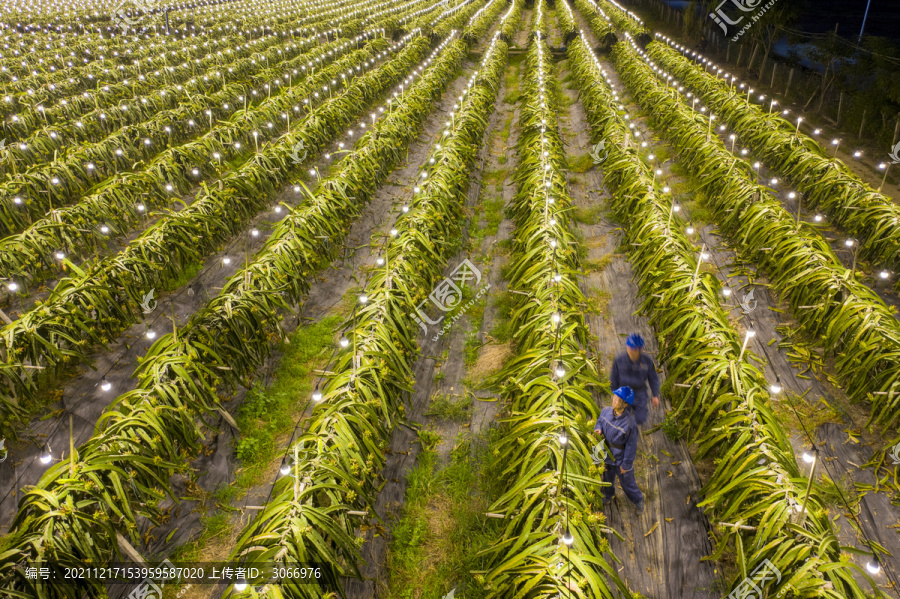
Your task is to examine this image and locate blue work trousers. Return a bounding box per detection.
[602,463,643,505]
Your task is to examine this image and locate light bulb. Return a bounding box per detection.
[769,383,781,394]
[223,256,231,265]
[279,458,291,476]
[555,366,565,377]
[686,226,695,235]
[562,528,574,546]
[814,214,823,222]
[146,329,156,340]
[339,336,349,348]
[234,579,248,591]
[880,270,890,279]
[100,225,109,234]
[312,386,323,402]
[845,239,854,247]
[551,312,561,324]
[559,431,568,445]
[360,294,368,304]
[7,282,17,292]
[40,444,52,464]
[101,377,111,391]
[251,229,259,237]
[746,330,756,338]
[376,257,385,266]
[867,560,882,575]
[55,251,65,260]
[722,288,732,297]
[802,450,815,463]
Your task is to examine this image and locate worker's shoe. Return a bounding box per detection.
[602,495,614,506]
[634,500,645,515]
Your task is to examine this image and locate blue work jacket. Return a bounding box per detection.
[610,351,660,404]
[594,407,638,471]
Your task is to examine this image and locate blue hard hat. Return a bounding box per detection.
[613,386,635,405]
[625,333,645,349]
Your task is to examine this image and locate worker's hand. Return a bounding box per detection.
[652,396,660,408]
[619,466,626,475]
[593,429,602,437]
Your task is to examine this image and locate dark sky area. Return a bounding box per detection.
[795,0,900,41]
[653,0,900,42]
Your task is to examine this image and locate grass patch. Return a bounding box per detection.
[160,259,203,292]
[233,314,343,488]
[168,512,231,563]
[585,287,611,318]
[483,169,509,185]
[567,153,594,173]
[463,295,487,366]
[488,289,514,343]
[425,392,473,422]
[770,390,842,434]
[572,204,603,225]
[817,473,861,515]
[381,433,503,599]
[583,253,614,273]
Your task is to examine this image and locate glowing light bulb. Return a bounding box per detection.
[279,458,291,476]
[101,377,111,391]
[769,383,781,394]
[339,336,349,348]
[40,445,52,464]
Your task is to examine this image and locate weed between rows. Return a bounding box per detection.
[166,314,343,564]
[381,431,504,599]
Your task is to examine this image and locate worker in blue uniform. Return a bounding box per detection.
[609,332,660,426]
[594,386,644,514]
